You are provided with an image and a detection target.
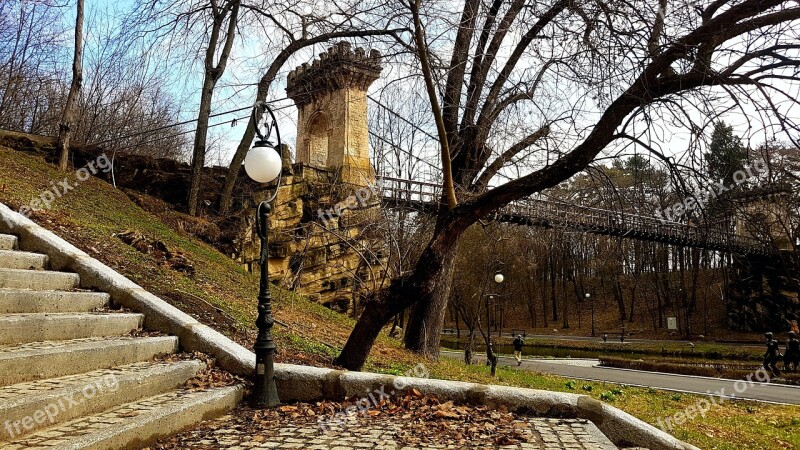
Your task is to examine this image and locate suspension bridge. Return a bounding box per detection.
[376,176,773,256]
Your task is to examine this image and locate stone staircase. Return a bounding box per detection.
[0,233,243,449]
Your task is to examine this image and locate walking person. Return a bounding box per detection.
[513,334,525,366]
[785,331,800,373]
[763,332,783,378]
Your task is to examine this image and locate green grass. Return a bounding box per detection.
[0,144,797,450]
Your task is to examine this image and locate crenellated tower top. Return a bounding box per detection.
[287,42,382,107]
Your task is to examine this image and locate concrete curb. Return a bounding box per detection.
[0,203,255,376]
[274,364,701,450]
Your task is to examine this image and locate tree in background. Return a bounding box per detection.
[186,0,240,216]
[705,121,747,186]
[0,1,67,132]
[0,2,188,160]
[57,0,84,171]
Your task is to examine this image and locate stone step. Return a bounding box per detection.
[0,289,110,314]
[0,336,179,387]
[0,268,80,290]
[0,249,48,270]
[0,234,17,251]
[2,385,243,450]
[0,313,144,345]
[0,360,205,442]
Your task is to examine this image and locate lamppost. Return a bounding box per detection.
[494,270,504,284]
[244,102,283,408]
[494,270,504,336]
[586,292,595,337]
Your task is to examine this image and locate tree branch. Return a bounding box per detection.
[474,125,550,192]
[410,0,457,209]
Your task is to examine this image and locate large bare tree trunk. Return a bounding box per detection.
[188,75,216,215]
[336,223,464,370]
[332,0,800,370]
[403,241,458,356]
[57,0,84,171]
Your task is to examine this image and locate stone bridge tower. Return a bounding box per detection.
[286,42,381,187]
[230,42,388,312]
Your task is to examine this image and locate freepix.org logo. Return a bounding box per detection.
[4,374,119,438]
[17,153,113,218]
[655,160,768,223]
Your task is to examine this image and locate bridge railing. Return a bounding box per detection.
[377,176,442,206]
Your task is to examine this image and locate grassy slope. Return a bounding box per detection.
[0,145,797,450]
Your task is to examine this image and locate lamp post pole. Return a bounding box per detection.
[253,201,280,407]
[494,270,504,336]
[587,293,594,337]
[244,102,283,408]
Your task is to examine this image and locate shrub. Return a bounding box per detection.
[600,391,617,402]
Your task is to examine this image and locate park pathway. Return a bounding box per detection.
[441,350,800,405]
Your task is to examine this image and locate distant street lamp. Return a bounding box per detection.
[494,270,504,336]
[586,292,595,337]
[244,102,283,408]
[494,271,504,284]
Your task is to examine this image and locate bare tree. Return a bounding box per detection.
[336,0,800,370]
[0,1,66,132]
[57,0,84,171]
[186,0,240,215]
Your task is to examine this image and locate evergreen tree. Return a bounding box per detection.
[705,121,747,186]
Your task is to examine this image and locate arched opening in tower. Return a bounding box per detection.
[306,112,329,168]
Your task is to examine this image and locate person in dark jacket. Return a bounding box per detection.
[785,331,800,373]
[513,334,524,366]
[764,332,782,378]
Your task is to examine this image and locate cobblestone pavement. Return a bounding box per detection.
[151,415,619,449]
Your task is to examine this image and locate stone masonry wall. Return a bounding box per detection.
[234,163,387,311]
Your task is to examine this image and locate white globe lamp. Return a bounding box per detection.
[244,142,282,183]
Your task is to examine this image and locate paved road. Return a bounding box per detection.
[441,350,800,405]
[442,331,761,347]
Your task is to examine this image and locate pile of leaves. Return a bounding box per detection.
[151,389,540,448]
[114,229,195,275]
[156,351,248,390]
[263,389,531,447]
[389,394,534,447]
